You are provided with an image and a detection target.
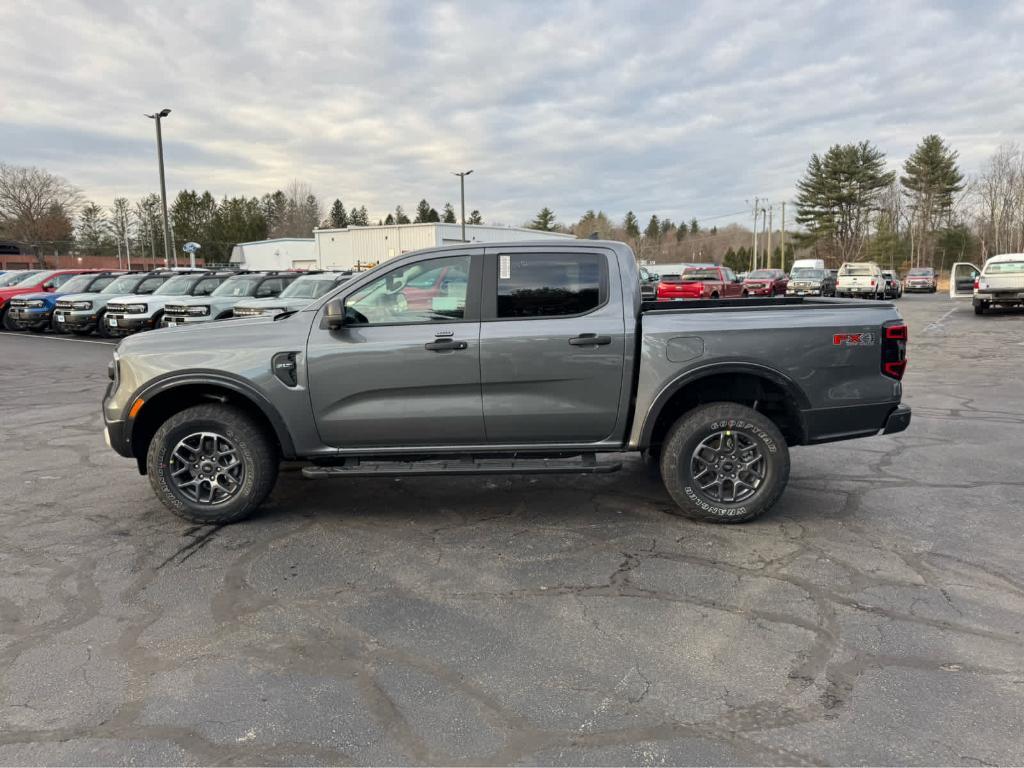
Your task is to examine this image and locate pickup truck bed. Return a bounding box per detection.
[103,241,909,526]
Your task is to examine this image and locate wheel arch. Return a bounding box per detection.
[639,364,809,450]
[128,373,296,473]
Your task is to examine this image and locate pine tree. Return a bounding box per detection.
[795,141,895,262]
[414,199,432,223]
[427,207,440,223]
[385,213,395,225]
[623,211,640,239]
[644,215,661,241]
[901,134,964,267]
[76,202,109,253]
[394,205,410,224]
[468,210,482,225]
[529,207,557,231]
[329,199,348,228]
[442,203,457,224]
[690,218,699,234]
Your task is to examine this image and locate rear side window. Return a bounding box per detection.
[497,253,604,318]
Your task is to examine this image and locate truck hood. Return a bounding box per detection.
[116,311,302,359]
[234,296,314,313]
[107,293,176,308]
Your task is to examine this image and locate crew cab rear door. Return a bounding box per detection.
[305,250,486,448]
[479,247,626,443]
[950,262,980,298]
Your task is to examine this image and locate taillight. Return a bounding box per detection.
[973,278,979,290]
[870,280,876,287]
[882,322,907,380]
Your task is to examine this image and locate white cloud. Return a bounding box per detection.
[1,0,1022,227]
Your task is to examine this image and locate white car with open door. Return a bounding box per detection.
[951,255,1024,314]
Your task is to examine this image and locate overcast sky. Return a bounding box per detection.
[2,0,1023,228]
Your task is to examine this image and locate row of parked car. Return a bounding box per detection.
[637,259,920,302]
[0,267,354,337]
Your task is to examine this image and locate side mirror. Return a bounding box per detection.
[325,299,344,330]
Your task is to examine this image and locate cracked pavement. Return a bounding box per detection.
[1,294,1022,766]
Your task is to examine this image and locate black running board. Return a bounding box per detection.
[302,454,622,479]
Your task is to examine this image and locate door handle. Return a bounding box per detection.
[568,334,612,346]
[424,339,468,351]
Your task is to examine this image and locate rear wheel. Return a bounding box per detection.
[974,302,987,315]
[147,404,279,524]
[659,402,789,523]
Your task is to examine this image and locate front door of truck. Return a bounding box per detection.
[478,248,626,443]
[949,262,981,298]
[306,252,486,448]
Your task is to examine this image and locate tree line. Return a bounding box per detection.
[0,168,485,264]
[4,132,1021,272]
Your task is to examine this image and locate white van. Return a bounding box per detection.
[791,258,825,272]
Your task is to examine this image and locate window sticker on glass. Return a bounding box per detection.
[500,254,511,280]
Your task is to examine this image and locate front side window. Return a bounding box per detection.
[212,276,261,297]
[256,278,285,297]
[345,255,470,325]
[53,274,95,293]
[497,253,603,318]
[192,277,223,296]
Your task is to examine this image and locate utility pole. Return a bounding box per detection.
[767,205,773,269]
[780,202,785,271]
[761,207,768,271]
[452,170,474,242]
[145,108,173,267]
[751,197,759,272]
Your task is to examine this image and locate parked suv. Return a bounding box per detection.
[743,269,789,296]
[836,262,884,299]
[786,267,835,296]
[233,272,353,317]
[104,270,223,336]
[161,271,300,327]
[6,271,114,331]
[881,270,902,299]
[903,267,937,293]
[2,270,102,331]
[55,270,180,336]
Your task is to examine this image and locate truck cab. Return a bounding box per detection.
[951,254,1024,314]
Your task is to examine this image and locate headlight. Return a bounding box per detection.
[187,305,210,316]
[28,300,46,308]
[125,304,147,314]
[234,307,264,317]
[73,301,93,310]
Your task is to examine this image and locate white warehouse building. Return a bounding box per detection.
[230,238,316,271]
[313,223,575,271]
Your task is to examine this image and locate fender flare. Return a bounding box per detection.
[638,362,811,447]
[129,370,297,458]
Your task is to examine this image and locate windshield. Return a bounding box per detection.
[839,265,875,276]
[907,268,933,276]
[985,260,1024,274]
[279,276,339,300]
[747,270,774,279]
[212,276,261,297]
[153,275,199,296]
[0,270,38,287]
[791,269,825,279]
[54,274,98,293]
[683,268,720,280]
[102,275,146,294]
[16,270,56,286]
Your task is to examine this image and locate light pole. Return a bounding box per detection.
[452,170,473,242]
[145,108,173,267]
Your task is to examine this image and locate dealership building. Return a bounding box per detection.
[229,224,574,272]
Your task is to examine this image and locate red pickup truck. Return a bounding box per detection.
[657,265,748,300]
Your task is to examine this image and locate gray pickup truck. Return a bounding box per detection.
[103,240,910,525]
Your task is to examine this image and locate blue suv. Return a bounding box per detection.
[7,272,124,332]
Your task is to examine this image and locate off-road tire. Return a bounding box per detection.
[659,402,789,524]
[2,310,19,331]
[147,404,279,524]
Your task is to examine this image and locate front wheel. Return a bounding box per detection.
[147,404,279,524]
[659,402,790,523]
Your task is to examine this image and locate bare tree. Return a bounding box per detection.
[0,164,82,258]
[972,143,1024,257]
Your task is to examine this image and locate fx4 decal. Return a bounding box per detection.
[833,332,876,346]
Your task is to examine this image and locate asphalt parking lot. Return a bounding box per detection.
[1,294,1022,766]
